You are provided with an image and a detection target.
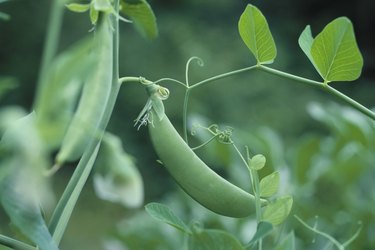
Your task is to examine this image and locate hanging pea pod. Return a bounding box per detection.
[143,84,267,218]
[34,37,94,150]
[55,13,113,166]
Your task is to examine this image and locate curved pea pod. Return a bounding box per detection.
[148,106,267,218]
[34,37,94,150]
[55,14,113,165]
[93,133,144,208]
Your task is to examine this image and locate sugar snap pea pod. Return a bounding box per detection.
[34,37,94,150]
[55,14,113,165]
[146,85,267,218]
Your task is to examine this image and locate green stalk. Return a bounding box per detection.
[33,0,64,109]
[323,85,375,121]
[250,168,262,250]
[48,0,121,244]
[258,65,375,121]
[257,65,322,87]
[190,65,257,90]
[182,89,191,142]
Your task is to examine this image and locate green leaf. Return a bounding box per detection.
[262,195,293,226]
[275,231,296,250]
[0,11,10,21]
[238,4,276,64]
[145,202,191,234]
[259,171,280,197]
[65,3,90,13]
[188,229,244,250]
[298,25,317,70]
[311,17,363,82]
[249,154,266,171]
[0,77,17,100]
[0,113,56,250]
[93,133,144,208]
[121,0,158,39]
[245,221,273,248]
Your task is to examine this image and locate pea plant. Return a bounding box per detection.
[0,0,373,249]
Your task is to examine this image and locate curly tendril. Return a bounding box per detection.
[153,78,186,88]
[185,56,204,87]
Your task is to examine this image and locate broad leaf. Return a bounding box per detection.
[311,17,363,82]
[298,25,317,70]
[262,195,293,226]
[188,229,244,250]
[238,4,276,64]
[245,221,273,248]
[259,171,280,197]
[121,0,158,39]
[145,202,191,234]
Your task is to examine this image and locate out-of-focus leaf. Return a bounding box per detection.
[0,113,56,250]
[0,12,10,21]
[145,202,191,234]
[245,221,273,248]
[262,195,293,226]
[259,171,279,197]
[249,154,266,171]
[275,231,295,250]
[311,17,363,82]
[188,229,244,250]
[93,133,144,208]
[121,0,158,39]
[238,4,276,64]
[0,77,17,100]
[0,106,27,136]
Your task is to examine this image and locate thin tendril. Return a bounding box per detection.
[191,134,221,151]
[153,78,187,88]
[185,56,204,87]
[294,215,345,250]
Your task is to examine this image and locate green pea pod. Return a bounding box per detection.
[55,14,113,165]
[34,37,94,150]
[147,90,267,218]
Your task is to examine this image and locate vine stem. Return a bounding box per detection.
[48,0,121,244]
[258,65,375,121]
[180,64,375,142]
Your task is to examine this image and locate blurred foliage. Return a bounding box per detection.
[0,0,375,249]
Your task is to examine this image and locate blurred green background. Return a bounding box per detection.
[1,0,375,249]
